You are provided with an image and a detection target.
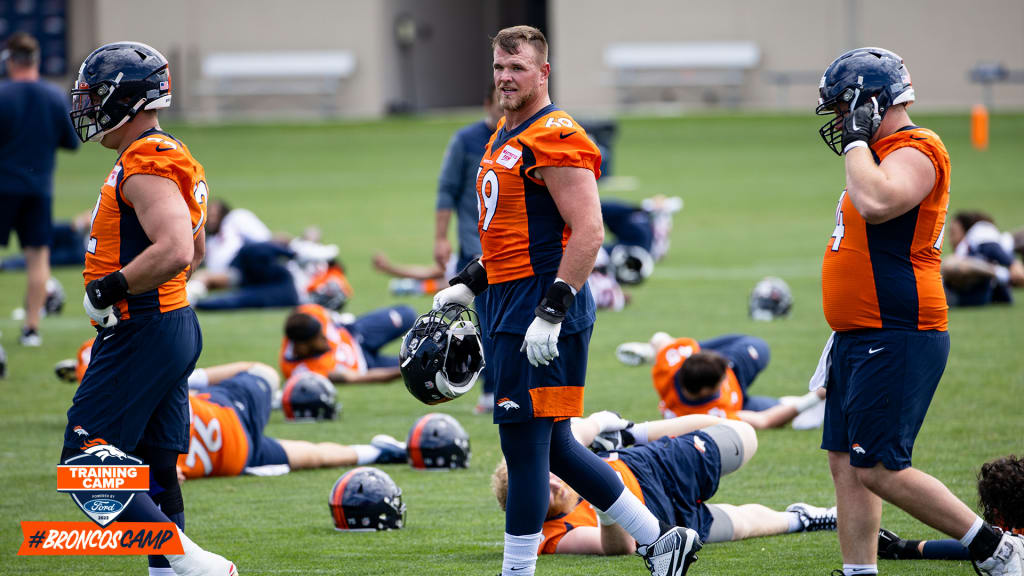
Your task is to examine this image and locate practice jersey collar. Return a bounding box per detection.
[492,103,560,151]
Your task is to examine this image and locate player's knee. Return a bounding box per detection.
[723,419,758,466]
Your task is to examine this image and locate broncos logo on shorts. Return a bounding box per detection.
[81,438,128,461]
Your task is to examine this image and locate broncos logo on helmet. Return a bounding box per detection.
[81,438,128,461]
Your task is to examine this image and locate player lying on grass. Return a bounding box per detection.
[941,210,1024,307]
[491,411,836,555]
[877,455,1024,561]
[616,332,825,429]
[280,302,416,384]
[56,348,407,479]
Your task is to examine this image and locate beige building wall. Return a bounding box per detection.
[64,0,1024,119]
[550,0,1024,113]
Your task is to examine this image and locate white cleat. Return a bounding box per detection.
[791,398,826,430]
[168,549,237,576]
[637,526,702,576]
[289,239,339,264]
[786,502,837,532]
[616,342,656,366]
[977,532,1024,576]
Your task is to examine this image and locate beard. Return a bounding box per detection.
[500,84,537,112]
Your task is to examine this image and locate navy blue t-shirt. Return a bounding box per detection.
[436,119,494,260]
[0,79,79,196]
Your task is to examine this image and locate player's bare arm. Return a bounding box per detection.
[189,226,205,280]
[328,365,401,384]
[538,165,604,289]
[844,145,936,224]
[555,524,636,555]
[120,174,194,293]
[434,208,453,269]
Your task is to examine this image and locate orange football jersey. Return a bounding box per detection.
[279,303,366,379]
[822,127,950,332]
[652,338,743,420]
[177,393,248,478]
[75,338,95,383]
[540,457,643,554]
[476,105,601,284]
[83,129,208,320]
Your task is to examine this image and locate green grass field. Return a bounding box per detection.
[1,112,1022,575]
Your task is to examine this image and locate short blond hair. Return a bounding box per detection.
[491,25,547,65]
[491,459,509,511]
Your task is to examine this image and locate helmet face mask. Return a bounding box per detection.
[400,304,485,405]
[69,42,172,143]
[815,47,914,155]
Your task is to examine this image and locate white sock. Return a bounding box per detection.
[630,422,650,444]
[843,564,877,575]
[502,532,543,576]
[149,568,175,576]
[603,488,661,546]
[959,516,985,547]
[786,511,805,533]
[352,445,381,465]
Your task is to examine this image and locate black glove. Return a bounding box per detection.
[842,94,881,154]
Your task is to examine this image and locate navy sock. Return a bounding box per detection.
[499,419,553,535]
[548,419,623,511]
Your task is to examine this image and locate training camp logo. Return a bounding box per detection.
[58,438,149,527]
[497,397,520,411]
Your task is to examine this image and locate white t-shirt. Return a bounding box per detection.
[204,208,272,272]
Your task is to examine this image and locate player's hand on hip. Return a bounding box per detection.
[84,271,129,328]
[842,93,881,154]
[432,283,475,311]
[520,316,561,367]
[83,291,118,327]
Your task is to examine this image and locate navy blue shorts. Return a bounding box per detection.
[490,327,592,424]
[346,305,417,368]
[821,329,949,470]
[65,307,202,454]
[611,431,722,540]
[0,193,52,248]
[192,372,287,469]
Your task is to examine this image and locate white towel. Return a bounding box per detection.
[809,331,836,391]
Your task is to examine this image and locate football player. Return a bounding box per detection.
[877,455,1023,561]
[941,210,1024,306]
[491,411,836,555]
[616,332,825,429]
[432,26,699,576]
[63,41,234,575]
[280,302,416,384]
[815,47,1021,576]
[179,363,406,480]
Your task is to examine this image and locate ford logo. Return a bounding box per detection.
[84,499,123,513]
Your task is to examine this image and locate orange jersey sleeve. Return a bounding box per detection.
[652,337,742,419]
[822,127,950,332]
[476,107,602,284]
[83,130,208,320]
[177,394,248,478]
[279,304,365,379]
[75,338,95,383]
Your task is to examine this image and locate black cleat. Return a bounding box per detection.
[637,526,702,576]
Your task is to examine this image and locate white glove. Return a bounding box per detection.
[588,410,632,434]
[432,283,476,311]
[83,293,118,328]
[520,316,561,367]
